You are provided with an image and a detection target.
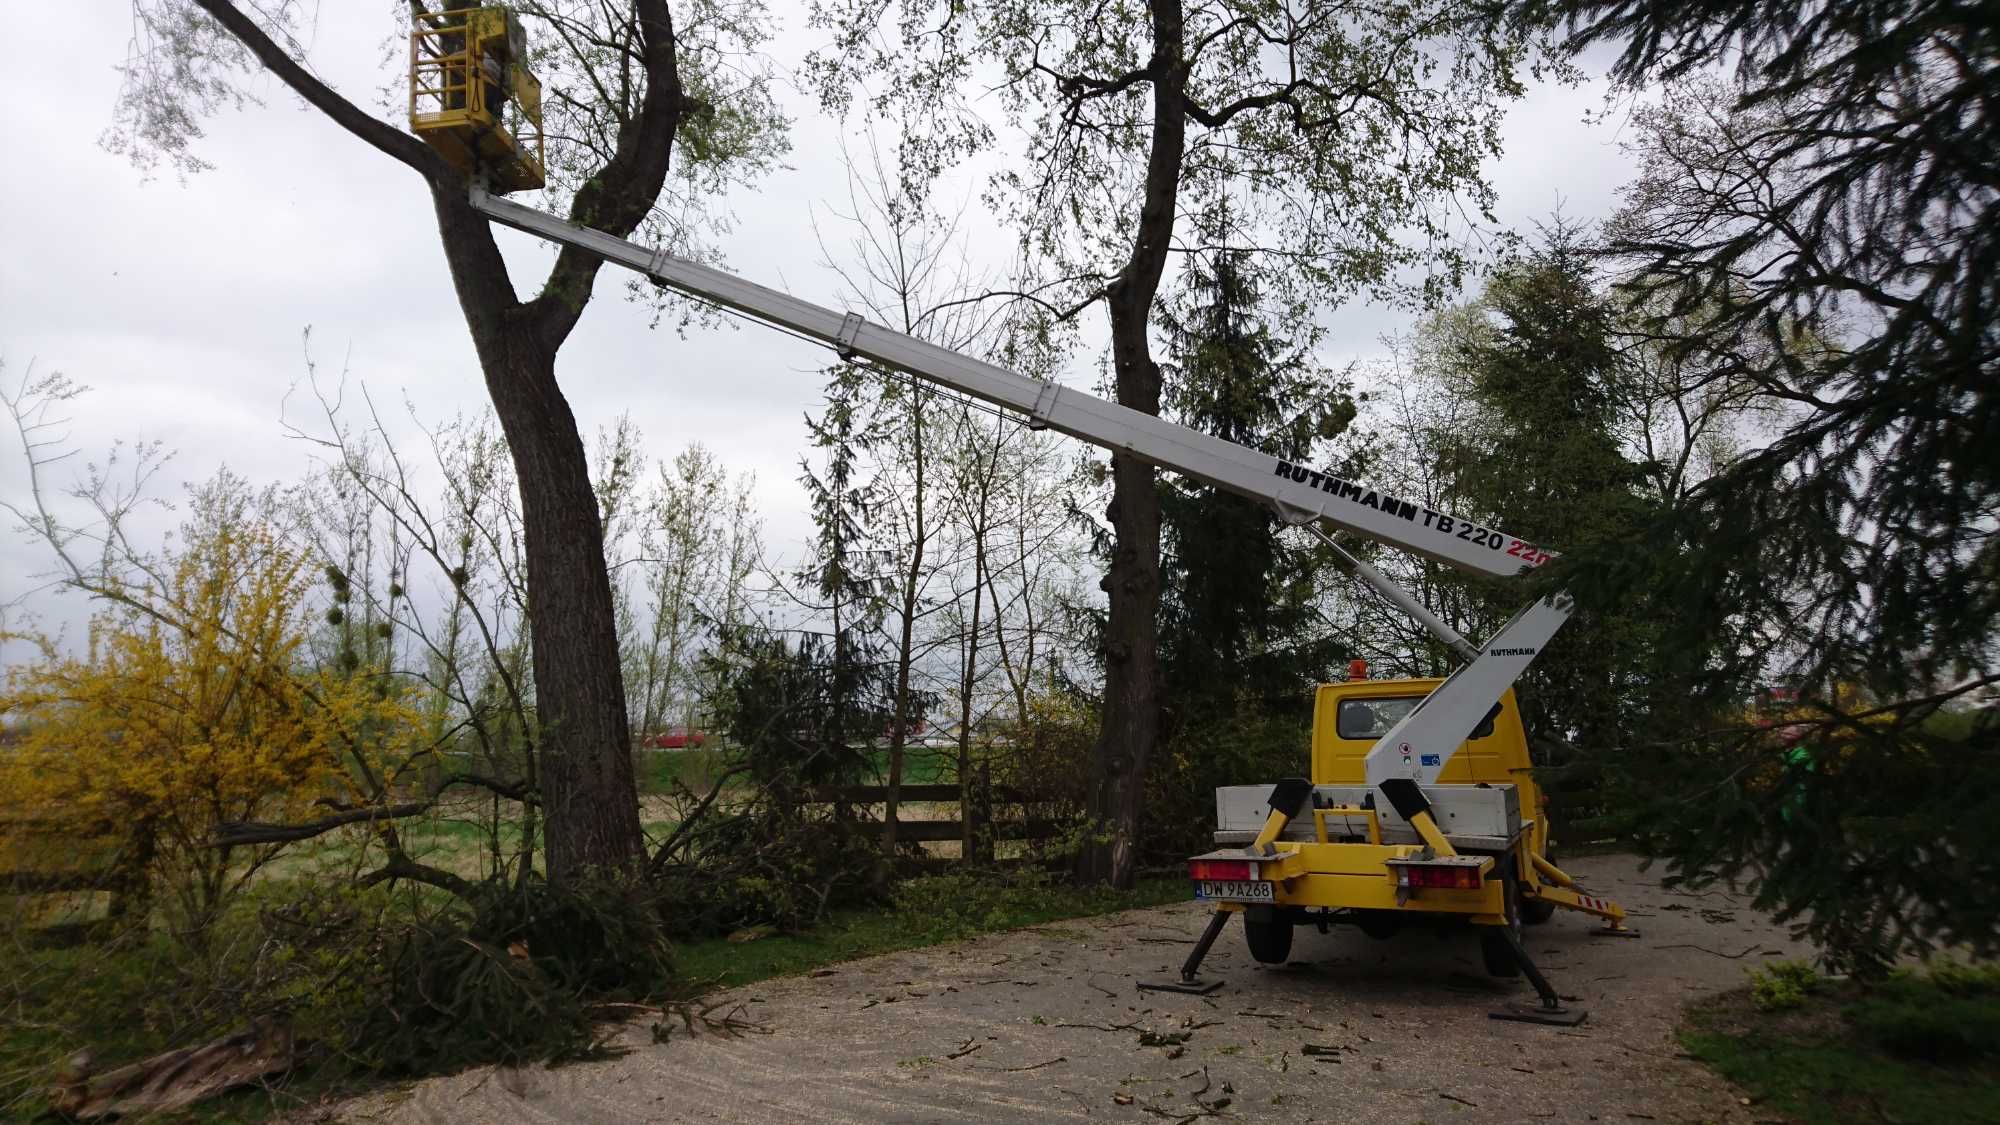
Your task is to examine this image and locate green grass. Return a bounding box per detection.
[861,747,957,786]
[672,873,1188,991]
[1680,962,2000,1124]
[636,747,733,794]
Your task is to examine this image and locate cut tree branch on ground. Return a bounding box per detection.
[49,1017,294,1120]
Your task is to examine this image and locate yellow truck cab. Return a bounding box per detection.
[1170,669,1633,1017]
[1311,676,1550,860]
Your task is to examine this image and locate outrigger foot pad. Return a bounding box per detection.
[1143,908,1235,996]
[1592,925,1641,938]
[1138,977,1225,995]
[1490,1002,1588,1027]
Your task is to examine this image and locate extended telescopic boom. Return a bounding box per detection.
[469,187,1571,787]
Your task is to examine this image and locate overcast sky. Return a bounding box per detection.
[0,6,1635,659]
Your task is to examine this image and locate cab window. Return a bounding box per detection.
[1336,696,1421,740]
[1336,696,1503,741]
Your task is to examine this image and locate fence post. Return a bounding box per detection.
[971,762,995,865]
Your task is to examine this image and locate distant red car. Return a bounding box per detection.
[644,726,707,749]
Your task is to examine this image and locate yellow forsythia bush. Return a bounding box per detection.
[0,519,411,936]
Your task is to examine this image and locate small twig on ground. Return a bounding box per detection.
[1054,1086,1093,1114]
[970,1056,1067,1072]
[1653,943,1764,959]
[1660,886,1725,898]
[1085,977,1118,998]
[946,1040,982,1060]
[686,1000,770,1037]
[458,1070,493,1100]
[1055,1020,1142,1033]
[585,1001,664,1017]
[1439,1092,1478,1108]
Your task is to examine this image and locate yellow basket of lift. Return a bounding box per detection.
[408,6,545,193]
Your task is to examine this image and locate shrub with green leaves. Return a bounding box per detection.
[1747,959,1819,1011]
[654,806,886,940]
[1143,707,1314,862]
[1845,961,2000,1063]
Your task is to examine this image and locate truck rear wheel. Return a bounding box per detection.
[1519,891,1558,925]
[1243,909,1294,964]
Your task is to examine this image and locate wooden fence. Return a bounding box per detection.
[802,780,1065,860]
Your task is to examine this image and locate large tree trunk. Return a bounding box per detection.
[429,191,646,880]
[480,330,645,880]
[189,0,681,886]
[1076,0,1186,889]
[1077,390,1165,889]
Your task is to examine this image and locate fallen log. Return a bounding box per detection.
[49,1017,294,1119]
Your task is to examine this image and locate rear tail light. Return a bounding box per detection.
[1189,859,1255,881]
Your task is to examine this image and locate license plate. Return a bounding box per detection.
[1195,879,1275,902]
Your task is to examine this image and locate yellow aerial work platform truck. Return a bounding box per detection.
[409,5,1637,1027]
[1166,668,1634,1024]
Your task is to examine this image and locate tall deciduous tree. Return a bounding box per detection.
[102,1,784,881]
[623,443,756,739]
[809,0,1557,885]
[811,142,990,854]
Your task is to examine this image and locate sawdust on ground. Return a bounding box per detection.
[336,853,1806,1125]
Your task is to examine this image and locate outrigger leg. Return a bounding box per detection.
[1527,853,1642,938]
[1138,908,1231,995]
[1487,926,1587,1027]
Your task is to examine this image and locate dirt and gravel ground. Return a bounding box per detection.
[340,854,1809,1124]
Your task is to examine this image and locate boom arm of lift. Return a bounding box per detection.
[467,187,1571,790]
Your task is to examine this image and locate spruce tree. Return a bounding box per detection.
[1427,225,1666,836]
[1504,0,2000,970]
[1157,250,1355,721]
